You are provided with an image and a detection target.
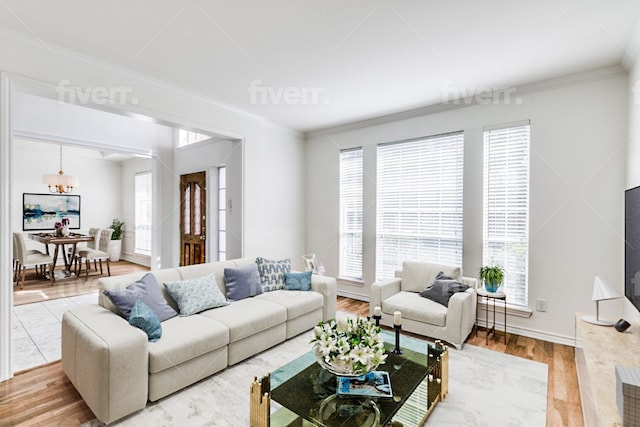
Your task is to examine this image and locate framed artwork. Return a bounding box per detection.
[302,253,318,274]
[23,193,81,231]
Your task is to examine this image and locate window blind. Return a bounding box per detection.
[376,132,464,280]
[483,124,530,306]
[339,148,364,280]
[134,171,152,256]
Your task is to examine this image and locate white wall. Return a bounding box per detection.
[306,72,628,344]
[11,139,122,236]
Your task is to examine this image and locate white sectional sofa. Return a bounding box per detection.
[61,257,337,424]
[370,261,477,350]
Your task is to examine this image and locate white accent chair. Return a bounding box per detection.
[370,261,477,349]
[77,228,113,279]
[13,232,54,288]
[71,227,101,274]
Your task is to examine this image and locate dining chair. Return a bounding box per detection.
[71,227,101,274]
[77,228,113,279]
[12,233,48,284]
[13,232,54,288]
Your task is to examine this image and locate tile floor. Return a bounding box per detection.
[12,291,99,372]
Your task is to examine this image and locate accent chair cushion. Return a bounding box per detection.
[255,257,291,292]
[103,273,178,321]
[224,263,263,301]
[401,261,462,293]
[284,271,313,291]
[164,273,229,316]
[129,300,162,342]
[419,272,470,307]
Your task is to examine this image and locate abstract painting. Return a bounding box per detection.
[23,193,81,231]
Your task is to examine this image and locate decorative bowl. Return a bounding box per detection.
[317,395,380,427]
[315,349,378,377]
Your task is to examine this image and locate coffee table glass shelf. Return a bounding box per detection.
[250,331,448,427]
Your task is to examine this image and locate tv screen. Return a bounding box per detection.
[626,185,640,312]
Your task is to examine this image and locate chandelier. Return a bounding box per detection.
[43,144,79,194]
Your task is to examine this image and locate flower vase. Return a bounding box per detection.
[61,226,70,237]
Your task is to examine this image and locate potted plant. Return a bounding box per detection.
[479,266,504,293]
[108,219,124,262]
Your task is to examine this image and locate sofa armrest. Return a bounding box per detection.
[62,304,149,424]
[370,278,402,316]
[446,287,477,343]
[311,275,337,321]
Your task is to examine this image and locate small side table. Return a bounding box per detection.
[476,288,507,344]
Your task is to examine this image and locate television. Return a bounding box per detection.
[626,185,640,312]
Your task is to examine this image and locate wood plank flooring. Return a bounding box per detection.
[0,294,583,426]
[13,261,149,306]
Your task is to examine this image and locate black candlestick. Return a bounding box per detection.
[373,314,382,327]
[393,325,403,354]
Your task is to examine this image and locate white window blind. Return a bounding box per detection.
[339,148,364,280]
[134,171,152,256]
[218,166,227,262]
[483,124,530,306]
[376,132,464,280]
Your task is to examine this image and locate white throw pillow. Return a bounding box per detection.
[401,261,462,293]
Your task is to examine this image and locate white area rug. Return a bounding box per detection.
[83,332,547,426]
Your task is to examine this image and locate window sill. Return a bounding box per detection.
[477,299,532,318]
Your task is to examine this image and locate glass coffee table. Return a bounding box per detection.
[250,332,448,427]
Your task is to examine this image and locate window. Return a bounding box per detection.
[339,148,363,280]
[134,171,152,256]
[483,123,530,306]
[376,132,464,280]
[178,129,210,147]
[218,166,226,261]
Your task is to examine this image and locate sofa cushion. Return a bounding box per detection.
[401,261,462,293]
[382,291,447,327]
[164,273,229,316]
[224,263,263,301]
[148,315,229,374]
[255,289,323,320]
[419,273,470,307]
[200,298,286,342]
[284,271,312,291]
[129,300,162,342]
[256,257,291,292]
[103,273,178,321]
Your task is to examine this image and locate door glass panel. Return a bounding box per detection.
[195,183,201,235]
[184,184,191,235]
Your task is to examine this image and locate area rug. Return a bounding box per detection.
[83,332,547,427]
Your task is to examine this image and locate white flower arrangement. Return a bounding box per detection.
[312,316,388,376]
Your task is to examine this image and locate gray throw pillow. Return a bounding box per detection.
[103,273,178,321]
[224,263,263,301]
[419,272,470,307]
[164,273,229,316]
[255,257,291,292]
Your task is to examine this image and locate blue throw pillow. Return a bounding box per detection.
[164,273,229,316]
[103,273,177,321]
[224,263,263,301]
[284,271,312,291]
[129,300,162,342]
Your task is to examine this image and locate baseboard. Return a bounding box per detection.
[337,289,369,302]
[120,254,150,268]
[475,319,576,347]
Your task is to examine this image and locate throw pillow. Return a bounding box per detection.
[419,272,470,307]
[164,273,229,316]
[284,271,313,291]
[129,299,162,342]
[401,261,462,293]
[255,257,291,292]
[103,273,178,321]
[224,263,263,301]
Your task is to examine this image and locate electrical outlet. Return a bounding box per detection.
[536,299,547,312]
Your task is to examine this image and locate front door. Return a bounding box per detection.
[180,171,206,266]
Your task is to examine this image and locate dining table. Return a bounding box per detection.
[29,232,95,281]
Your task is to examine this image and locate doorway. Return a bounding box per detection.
[180,171,207,266]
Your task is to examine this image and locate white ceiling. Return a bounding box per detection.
[1,1,639,132]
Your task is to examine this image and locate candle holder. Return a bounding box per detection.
[372,314,382,327]
[392,324,403,354]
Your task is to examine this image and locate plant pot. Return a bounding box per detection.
[484,280,500,293]
[109,240,122,262]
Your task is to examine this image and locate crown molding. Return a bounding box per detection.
[623,20,640,71]
[306,65,627,138]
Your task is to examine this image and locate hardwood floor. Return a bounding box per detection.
[0,294,583,426]
[13,261,149,306]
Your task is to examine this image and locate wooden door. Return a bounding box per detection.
[180,171,206,266]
